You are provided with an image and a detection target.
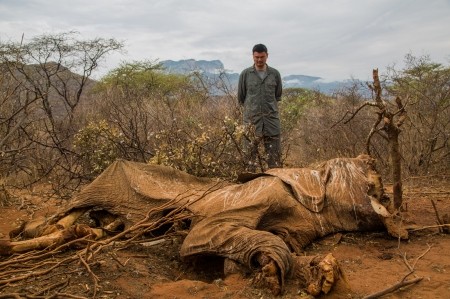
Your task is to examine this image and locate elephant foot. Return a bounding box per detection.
[292,253,342,297]
[251,252,282,296]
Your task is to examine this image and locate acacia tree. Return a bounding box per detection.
[93,61,204,157]
[0,32,123,191]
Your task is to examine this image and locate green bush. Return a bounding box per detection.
[73,120,125,179]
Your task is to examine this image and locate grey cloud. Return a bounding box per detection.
[0,0,449,80]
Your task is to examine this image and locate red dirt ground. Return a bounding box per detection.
[1,177,449,299]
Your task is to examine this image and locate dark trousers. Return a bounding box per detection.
[245,134,282,171]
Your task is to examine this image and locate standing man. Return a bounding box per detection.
[238,43,283,170]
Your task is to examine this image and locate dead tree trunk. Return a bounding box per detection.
[343,69,407,210]
[372,70,407,210]
[385,112,403,210]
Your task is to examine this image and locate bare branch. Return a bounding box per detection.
[362,275,423,299]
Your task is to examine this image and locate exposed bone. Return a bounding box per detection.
[0,224,104,255]
[370,198,391,217]
[9,216,46,239]
[104,218,124,232]
[10,208,90,240]
[89,210,118,227]
[365,164,408,239]
[56,208,89,229]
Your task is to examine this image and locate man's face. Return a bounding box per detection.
[253,51,268,69]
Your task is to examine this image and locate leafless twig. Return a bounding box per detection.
[362,275,423,299]
[364,244,431,298]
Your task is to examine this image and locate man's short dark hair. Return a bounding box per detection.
[252,44,268,53]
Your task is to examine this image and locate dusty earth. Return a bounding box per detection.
[0,176,449,299]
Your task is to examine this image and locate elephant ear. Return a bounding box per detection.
[236,172,271,183]
[265,168,326,213]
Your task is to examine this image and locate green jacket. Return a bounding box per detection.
[238,65,282,137]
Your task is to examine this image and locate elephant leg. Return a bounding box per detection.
[182,222,292,296]
[252,252,282,295]
[291,253,342,296]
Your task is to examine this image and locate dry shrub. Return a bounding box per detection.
[387,55,450,176]
[72,120,125,179]
[149,114,248,178]
[280,85,377,167]
[82,63,253,180]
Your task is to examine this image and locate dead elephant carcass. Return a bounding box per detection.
[0,155,406,296]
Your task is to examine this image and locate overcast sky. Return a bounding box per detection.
[1,0,449,81]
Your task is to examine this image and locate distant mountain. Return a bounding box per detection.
[162,59,225,74]
[160,59,354,94]
[1,62,97,119]
[282,74,350,94]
